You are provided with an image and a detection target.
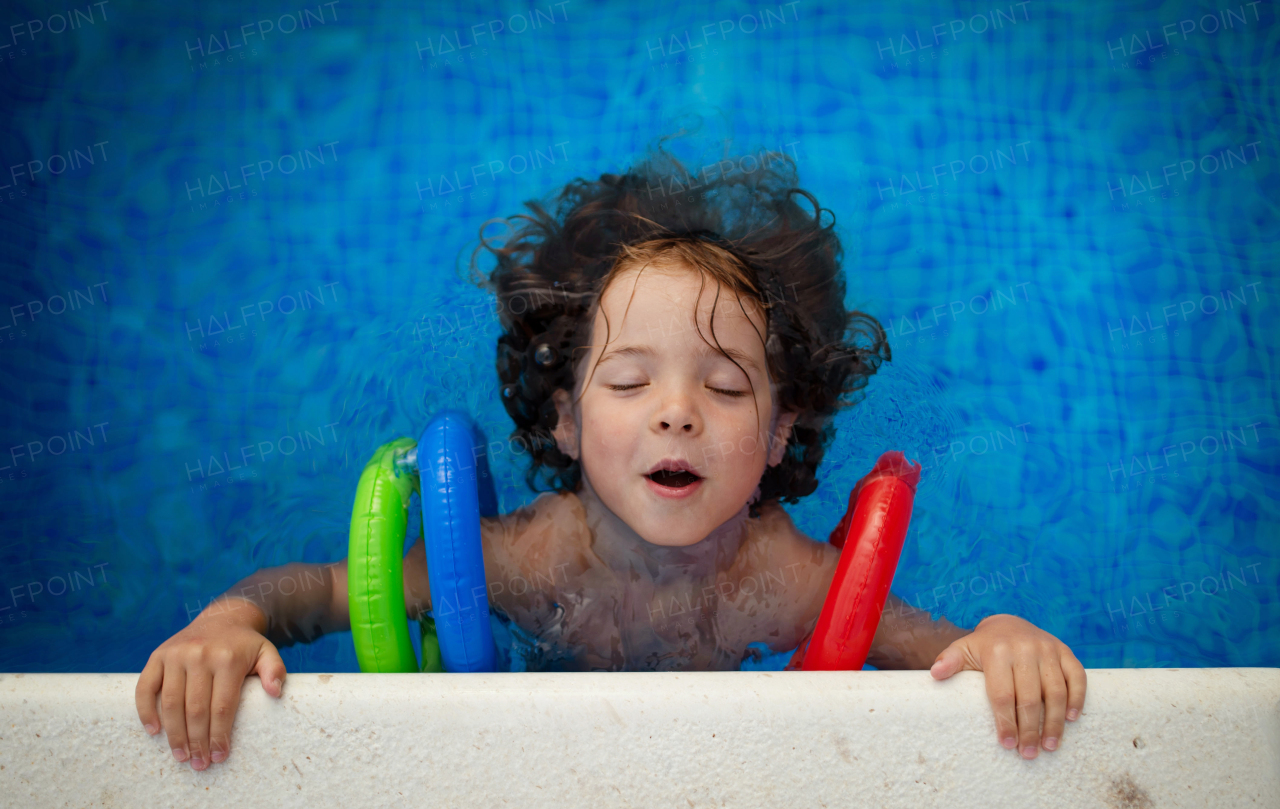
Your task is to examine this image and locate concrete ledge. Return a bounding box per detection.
[1,668,1277,808]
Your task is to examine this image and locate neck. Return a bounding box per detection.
[576,476,750,588]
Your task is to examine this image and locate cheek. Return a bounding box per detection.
[580,407,631,462]
[709,408,770,470]
[738,400,771,440]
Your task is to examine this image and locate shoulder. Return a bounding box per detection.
[481,489,590,584]
[721,500,840,649]
[737,499,839,582]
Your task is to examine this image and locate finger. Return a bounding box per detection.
[135,654,164,735]
[1039,656,1068,752]
[929,641,967,680]
[184,664,214,771]
[253,641,287,697]
[1013,654,1044,759]
[159,664,189,763]
[982,654,1019,751]
[1062,652,1087,722]
[208,669,243,765]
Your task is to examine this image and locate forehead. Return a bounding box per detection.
[598,259,766,327]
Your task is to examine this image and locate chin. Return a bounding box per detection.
[632,517,710,547]
[645,532,706,548]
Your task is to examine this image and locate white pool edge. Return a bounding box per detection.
[2,668,1278,808]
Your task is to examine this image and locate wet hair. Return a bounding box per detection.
[468,144,890,516]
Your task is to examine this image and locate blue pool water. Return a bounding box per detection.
[1,0,1276,673]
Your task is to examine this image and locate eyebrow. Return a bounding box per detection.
[596,343,764,377]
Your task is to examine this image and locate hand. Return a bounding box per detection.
[135,598,287,770]
[929,613,1086,760]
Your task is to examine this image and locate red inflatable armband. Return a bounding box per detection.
[795,450,921,671]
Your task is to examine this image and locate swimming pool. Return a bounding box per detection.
[0,0,1275,674]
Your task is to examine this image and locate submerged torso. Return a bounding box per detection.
[475,491,837,671]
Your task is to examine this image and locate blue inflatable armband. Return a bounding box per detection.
[348,410,499,673]
[417,410,499,672]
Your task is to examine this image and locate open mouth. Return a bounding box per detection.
[646,469,702,488]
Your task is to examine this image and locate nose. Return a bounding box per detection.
[650,385,702,436]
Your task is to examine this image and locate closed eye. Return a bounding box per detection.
[606,383,747,397]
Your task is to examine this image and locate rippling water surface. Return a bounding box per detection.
[1,0,1275,672]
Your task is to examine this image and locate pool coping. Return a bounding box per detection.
[2,667,1277,807]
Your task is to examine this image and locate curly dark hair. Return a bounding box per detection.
[467,143,890,516]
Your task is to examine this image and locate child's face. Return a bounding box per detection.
[552,259,798,548]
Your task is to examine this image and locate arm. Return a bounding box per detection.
[180,497,556,651]
[770,511,1086,762]
[865,592,970,670]
[759,512,970,666]
[133,494,570,773]
[212,560,352,646]
[869,591,1087,761]
[133,560,353,772]
[134,553,428,773]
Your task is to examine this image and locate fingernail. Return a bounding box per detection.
[211,749,226,763]
[172,747,188,762]
[1001,737,1016,749]
[191,757,206,771]
[272,678,282,693]
[1044,737,1058,751]
[1021,746,1038,759]
[144,723,157,735]
[1067,708,1079,720]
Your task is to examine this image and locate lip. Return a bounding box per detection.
[645,475,703,499]
[643,458,702,477]
[642,458,704,500]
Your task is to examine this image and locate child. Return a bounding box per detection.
[136,146,1086,772]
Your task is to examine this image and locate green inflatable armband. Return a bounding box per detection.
[418,614,443,673]
[348,437,444,672]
